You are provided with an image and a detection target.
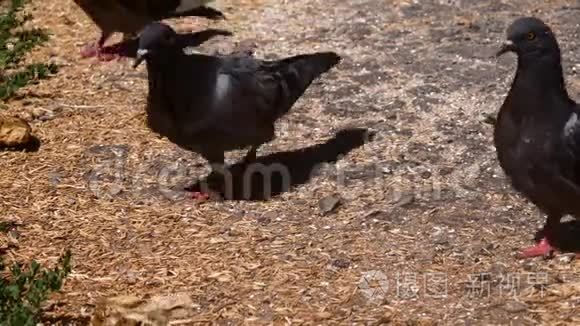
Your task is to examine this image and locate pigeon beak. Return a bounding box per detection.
[495,40,517,57]
[133,49,148,68]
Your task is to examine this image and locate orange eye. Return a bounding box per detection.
[527,32,536,40]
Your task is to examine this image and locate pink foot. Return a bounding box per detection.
[190,191,210,201]
[518,238,556,258]
[80,43,122,61]
[80,44,99,58]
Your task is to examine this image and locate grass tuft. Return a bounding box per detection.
[0,0,57,102]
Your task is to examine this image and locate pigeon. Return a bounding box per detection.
[494,17,580,258]
[73,0,224,61]
[133,22,341,200]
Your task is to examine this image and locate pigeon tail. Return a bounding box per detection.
[277,52,341,109]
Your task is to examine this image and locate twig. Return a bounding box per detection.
[58,104,105,110]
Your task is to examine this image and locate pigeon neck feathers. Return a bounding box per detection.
[512,49,569,104]
[145,49,221,105]
[145,47,218,73]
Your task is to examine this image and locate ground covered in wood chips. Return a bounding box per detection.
[1,0,580,324]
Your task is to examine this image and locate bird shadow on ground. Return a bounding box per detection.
[110,29,234,58]
[0,136,41,153]
[185,128,375,201]
[534,220,580,253]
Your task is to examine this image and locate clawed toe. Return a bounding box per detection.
[518,238,556,258]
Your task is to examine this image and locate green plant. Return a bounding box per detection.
[0,0,58,102]
[0,250,72,326]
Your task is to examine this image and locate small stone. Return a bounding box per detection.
[0,115,31,147]
[439,167,454,175]
[381,166,392,174]
[522,262,535,271]
[485,243,498,251]
[233,39,257,56]
[125,272,138,285]
[557,253,576,264]
[318,195,342,215]
[433,236,449,245]
[7,229,19,244]
[395,193,414,207]
[332,258,351,269]
[503,300,528,313]
[315,312,332,320]
[48,172,62,186]
[108,184,123,196]
[489,263,507,275]
[258,211,276,225]
[30,108,55,121]
[482,113,497,125]
[364,210,390,220]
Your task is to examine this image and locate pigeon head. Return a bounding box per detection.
[133,22,178,69]
[496,17,560,58]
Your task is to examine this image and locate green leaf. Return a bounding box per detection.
[1,251,72,324]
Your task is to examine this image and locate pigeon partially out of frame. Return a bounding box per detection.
[73,0,224,60]
[494,17,580,259]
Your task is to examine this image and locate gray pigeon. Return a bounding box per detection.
[73,0,224,60]
[494,17,580,258]
[133,22,342,199]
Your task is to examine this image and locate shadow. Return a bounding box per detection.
[41,315,91,325]
[109,29,234,58]
[0,135,40,152]
[0,221,19,233]
[10,93,57,100]
[534,219,580,253]
[185,128,375,201]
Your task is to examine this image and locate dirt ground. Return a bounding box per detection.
[1,0,580,324]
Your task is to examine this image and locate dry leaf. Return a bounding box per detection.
[91,293,196,326]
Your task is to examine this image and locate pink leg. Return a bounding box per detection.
[518,238,555,258]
